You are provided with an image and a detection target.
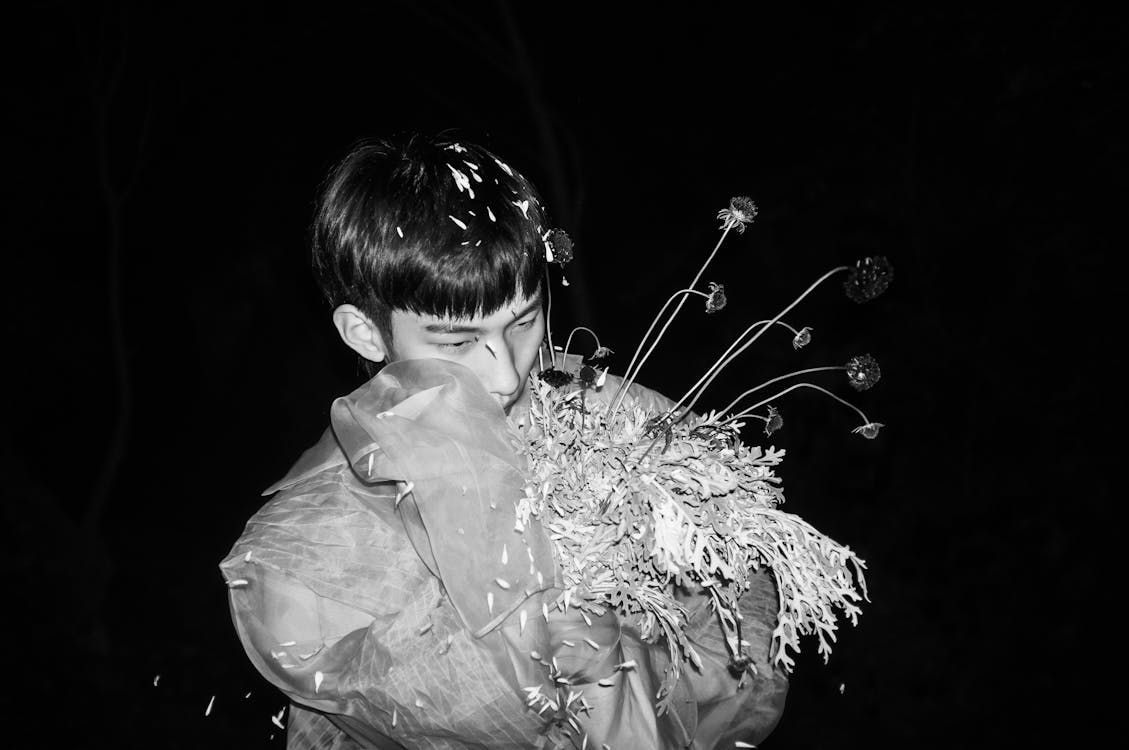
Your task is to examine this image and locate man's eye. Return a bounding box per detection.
[437,340,475,352]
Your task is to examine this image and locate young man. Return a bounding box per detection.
[220,135,787,749]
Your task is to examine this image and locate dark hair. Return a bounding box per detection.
[311,134,549,347]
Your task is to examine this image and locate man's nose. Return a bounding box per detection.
[480,339,520,400]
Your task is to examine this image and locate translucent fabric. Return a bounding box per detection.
[220,358,786,749]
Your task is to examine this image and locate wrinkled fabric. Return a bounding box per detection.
[220,358,787,749]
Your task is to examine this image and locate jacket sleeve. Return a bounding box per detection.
[677,568,789,748]
[219,473,549,750]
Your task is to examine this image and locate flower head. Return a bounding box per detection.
[851,421,885,439]
[577,365,599,389]
[705,282,727,313]
[791,326,813,349]
[717,196,758,234]
[539,367,574,388]
[764,406,783,436]
[845,354,881,391]
[589,346,614,361]
[844,256,893,303]
[547,229,574,266]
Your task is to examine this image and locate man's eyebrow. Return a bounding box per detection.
[510,291,543,320]
[424,322,484,334]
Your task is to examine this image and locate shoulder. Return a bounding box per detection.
[222,465,431,610]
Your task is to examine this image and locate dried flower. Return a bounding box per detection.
[717,196,758,234]
[705,282,727,313]
[851,421,885,439]
[539,367,574,388]
[791,326,813,349]
[548,229,574,266]
[577,365,599,388]
[845,354,881,391]
[844,256,893,303]
[764,406,783,436]
[589,346,614,361]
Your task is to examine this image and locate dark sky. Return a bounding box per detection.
[5,2,1121,747]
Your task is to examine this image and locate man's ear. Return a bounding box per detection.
[331,304,388,363]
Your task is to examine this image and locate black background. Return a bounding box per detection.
[5,2,1120,747]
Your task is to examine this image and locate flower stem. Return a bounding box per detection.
[676,266,849,419]
[612,227,734,414]
[719,382,872,430]
[716,366,845,418]
[543,267,556,366]
[562,326,604,360]
[667,319,808,416]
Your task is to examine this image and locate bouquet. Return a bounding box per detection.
[520,198,890,713]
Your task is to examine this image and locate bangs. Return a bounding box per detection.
[369,229,544,320]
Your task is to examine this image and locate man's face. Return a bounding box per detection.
[384,290,545,413]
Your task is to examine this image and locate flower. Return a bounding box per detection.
[764,406,783,436]
[539,367,574,388]
[851,421,885,439]
[843,256,893,303]
[846,354,881,391]
[791,326,813,349]
[705,282,727,313]
[577,365,599,388]
[717,196,758,234]
[548,229,574,266]
[589,346,614,362]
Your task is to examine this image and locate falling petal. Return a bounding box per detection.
[519,609,528,635]
[205,696,215,716]
[244,551,252,563]
[735,743,757,748]
[418,621,433,635]
[228,579,249,588]
[448,215,468,230]
[839,682,846,694]
[542,603,550,620]
[279,641,296,647]
[153,675,160,687]
[487,592,494,614]
[392,707,398,727]
[581,612,592,627]
[530,650,541,660]
[561,639,575,647]
[314,671,324,693]
[367,453,374,478]
[245,692,252,699]
[584,638,599,650]
[414,698,425,709]
[396,226,403,238]
[487,206,496,222]
[598,678,614,687]
[615,660,637,671]
[501,545,509,565]
[495,578,511,590]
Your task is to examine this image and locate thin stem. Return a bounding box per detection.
[668,319,806,416]
[678,266,848,419]
[612,288,711,408]
[717,366,845,418]
[612,226,733,413]
[719,382,871,430]
[561,326,603,360]
[543,267,556,366]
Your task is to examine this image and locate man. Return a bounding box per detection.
[220,134,787,749]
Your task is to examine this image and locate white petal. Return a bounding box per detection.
[314,671,324,693]
[204,695,215,716]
